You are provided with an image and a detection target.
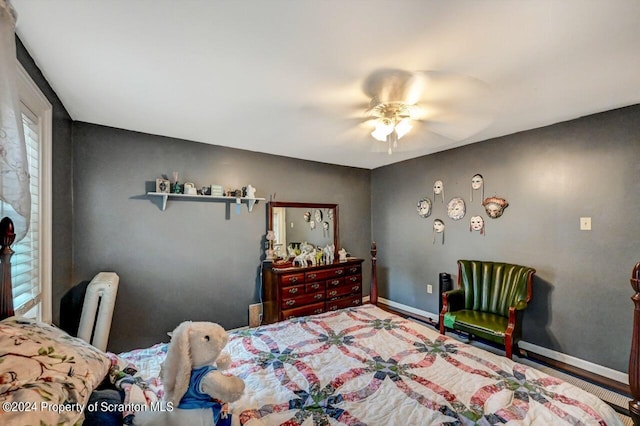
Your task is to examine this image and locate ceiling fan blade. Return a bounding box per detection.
[389,121,454,152]
[363,68,426,105]
[407,71,495,140]
[415,71,492,109]
[422,111,494,141]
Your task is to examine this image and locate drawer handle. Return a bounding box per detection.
[335,270,344,275]
[290,277,298,283]
[349,268,358,273]
[352,285,360,291]
[352,300,360,306]
[285,300,295,306]
[329,306,338,311]
[314,294,323,300]
[308,273,317,279]
[330,280,340,285]
[329,290,338,297]
[314,309,323,314]
[349,276,357,282]
[288,288,299,294]
[311,283,320,289]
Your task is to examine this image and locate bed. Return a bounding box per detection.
[0,217,631,425]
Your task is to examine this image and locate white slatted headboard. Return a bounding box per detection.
[77,272,119,351]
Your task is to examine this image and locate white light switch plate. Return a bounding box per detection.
[580,217,591,231]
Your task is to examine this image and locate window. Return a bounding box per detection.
[0,63,52,322]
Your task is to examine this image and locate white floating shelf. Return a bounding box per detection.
[147,192,265,212]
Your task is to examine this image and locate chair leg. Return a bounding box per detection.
[505,334,513,359]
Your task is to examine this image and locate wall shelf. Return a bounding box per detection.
[147,192,265,212]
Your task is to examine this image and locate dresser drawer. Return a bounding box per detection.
[305,267,345,281]
[345,274,362,284]
[279,273,305,285]
[281,291,325,309]
[326,295,362,312]
[326,283,361,299]
[280,284,305,298]
[305,281,325,293]
[326,277,344,288]
[345,265,362,276]
[281,302,325,321]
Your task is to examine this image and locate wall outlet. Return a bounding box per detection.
[426,284,433,294]
[249,303,262,328]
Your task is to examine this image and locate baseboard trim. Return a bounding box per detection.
[518,341,629,386]
[375,297,629,387]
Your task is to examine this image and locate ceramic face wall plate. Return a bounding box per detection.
[447,197,466,220]
[417,197,432,218]
[433,219,445,244]
[433,180,444,202]
[470,174,484,202]
[482,196,509,218]
[470,215,485,234]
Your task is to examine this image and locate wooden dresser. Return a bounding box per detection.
[262,258,364,324]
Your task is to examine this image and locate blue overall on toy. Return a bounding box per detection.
[178,365,232,426]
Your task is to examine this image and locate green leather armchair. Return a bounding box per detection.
[439,260,536,359]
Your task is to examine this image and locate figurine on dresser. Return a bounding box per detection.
[324,244,335,264]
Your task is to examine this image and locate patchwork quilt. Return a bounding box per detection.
[120,305,622,425]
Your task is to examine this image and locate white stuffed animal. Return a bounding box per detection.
[134,321,245,426]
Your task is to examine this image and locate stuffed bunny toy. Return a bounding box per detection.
[134,321,245,426]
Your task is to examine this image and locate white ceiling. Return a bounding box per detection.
[12,0,640,169]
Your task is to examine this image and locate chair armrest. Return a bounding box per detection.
[442,289,465,313]
[439,289,465,334]
[514,299,528,310]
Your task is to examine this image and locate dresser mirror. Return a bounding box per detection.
[268,201,339,259]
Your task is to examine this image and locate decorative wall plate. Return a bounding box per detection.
[470,174,484,202]
[417,197,432,218]
[447,197,466,220]
[433,180,444,202]
[433,219,445,245]
[482,196,509,218]
[470,215,485,234]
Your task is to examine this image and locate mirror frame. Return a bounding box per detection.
[268,201,339,257]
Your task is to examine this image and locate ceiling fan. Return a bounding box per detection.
[356,68,494,155]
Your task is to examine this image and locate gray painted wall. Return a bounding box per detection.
[72,123,371,352]
[17,39,74,325]
[371,104,640,372]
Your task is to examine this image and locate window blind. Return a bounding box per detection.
[8,111,41,315]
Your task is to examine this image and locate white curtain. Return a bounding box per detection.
[0,0,30,241]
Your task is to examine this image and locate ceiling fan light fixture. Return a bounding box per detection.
[387,130,398,155]
[395,117,412,138]
[371,118,395,141]
[369,103,414,151]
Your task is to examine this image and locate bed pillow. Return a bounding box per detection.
[0,316,110,425]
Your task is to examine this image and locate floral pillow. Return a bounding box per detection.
[0,316,110,425]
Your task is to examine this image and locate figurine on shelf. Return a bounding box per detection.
[172,171,181,194]
[245,184,256,198]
